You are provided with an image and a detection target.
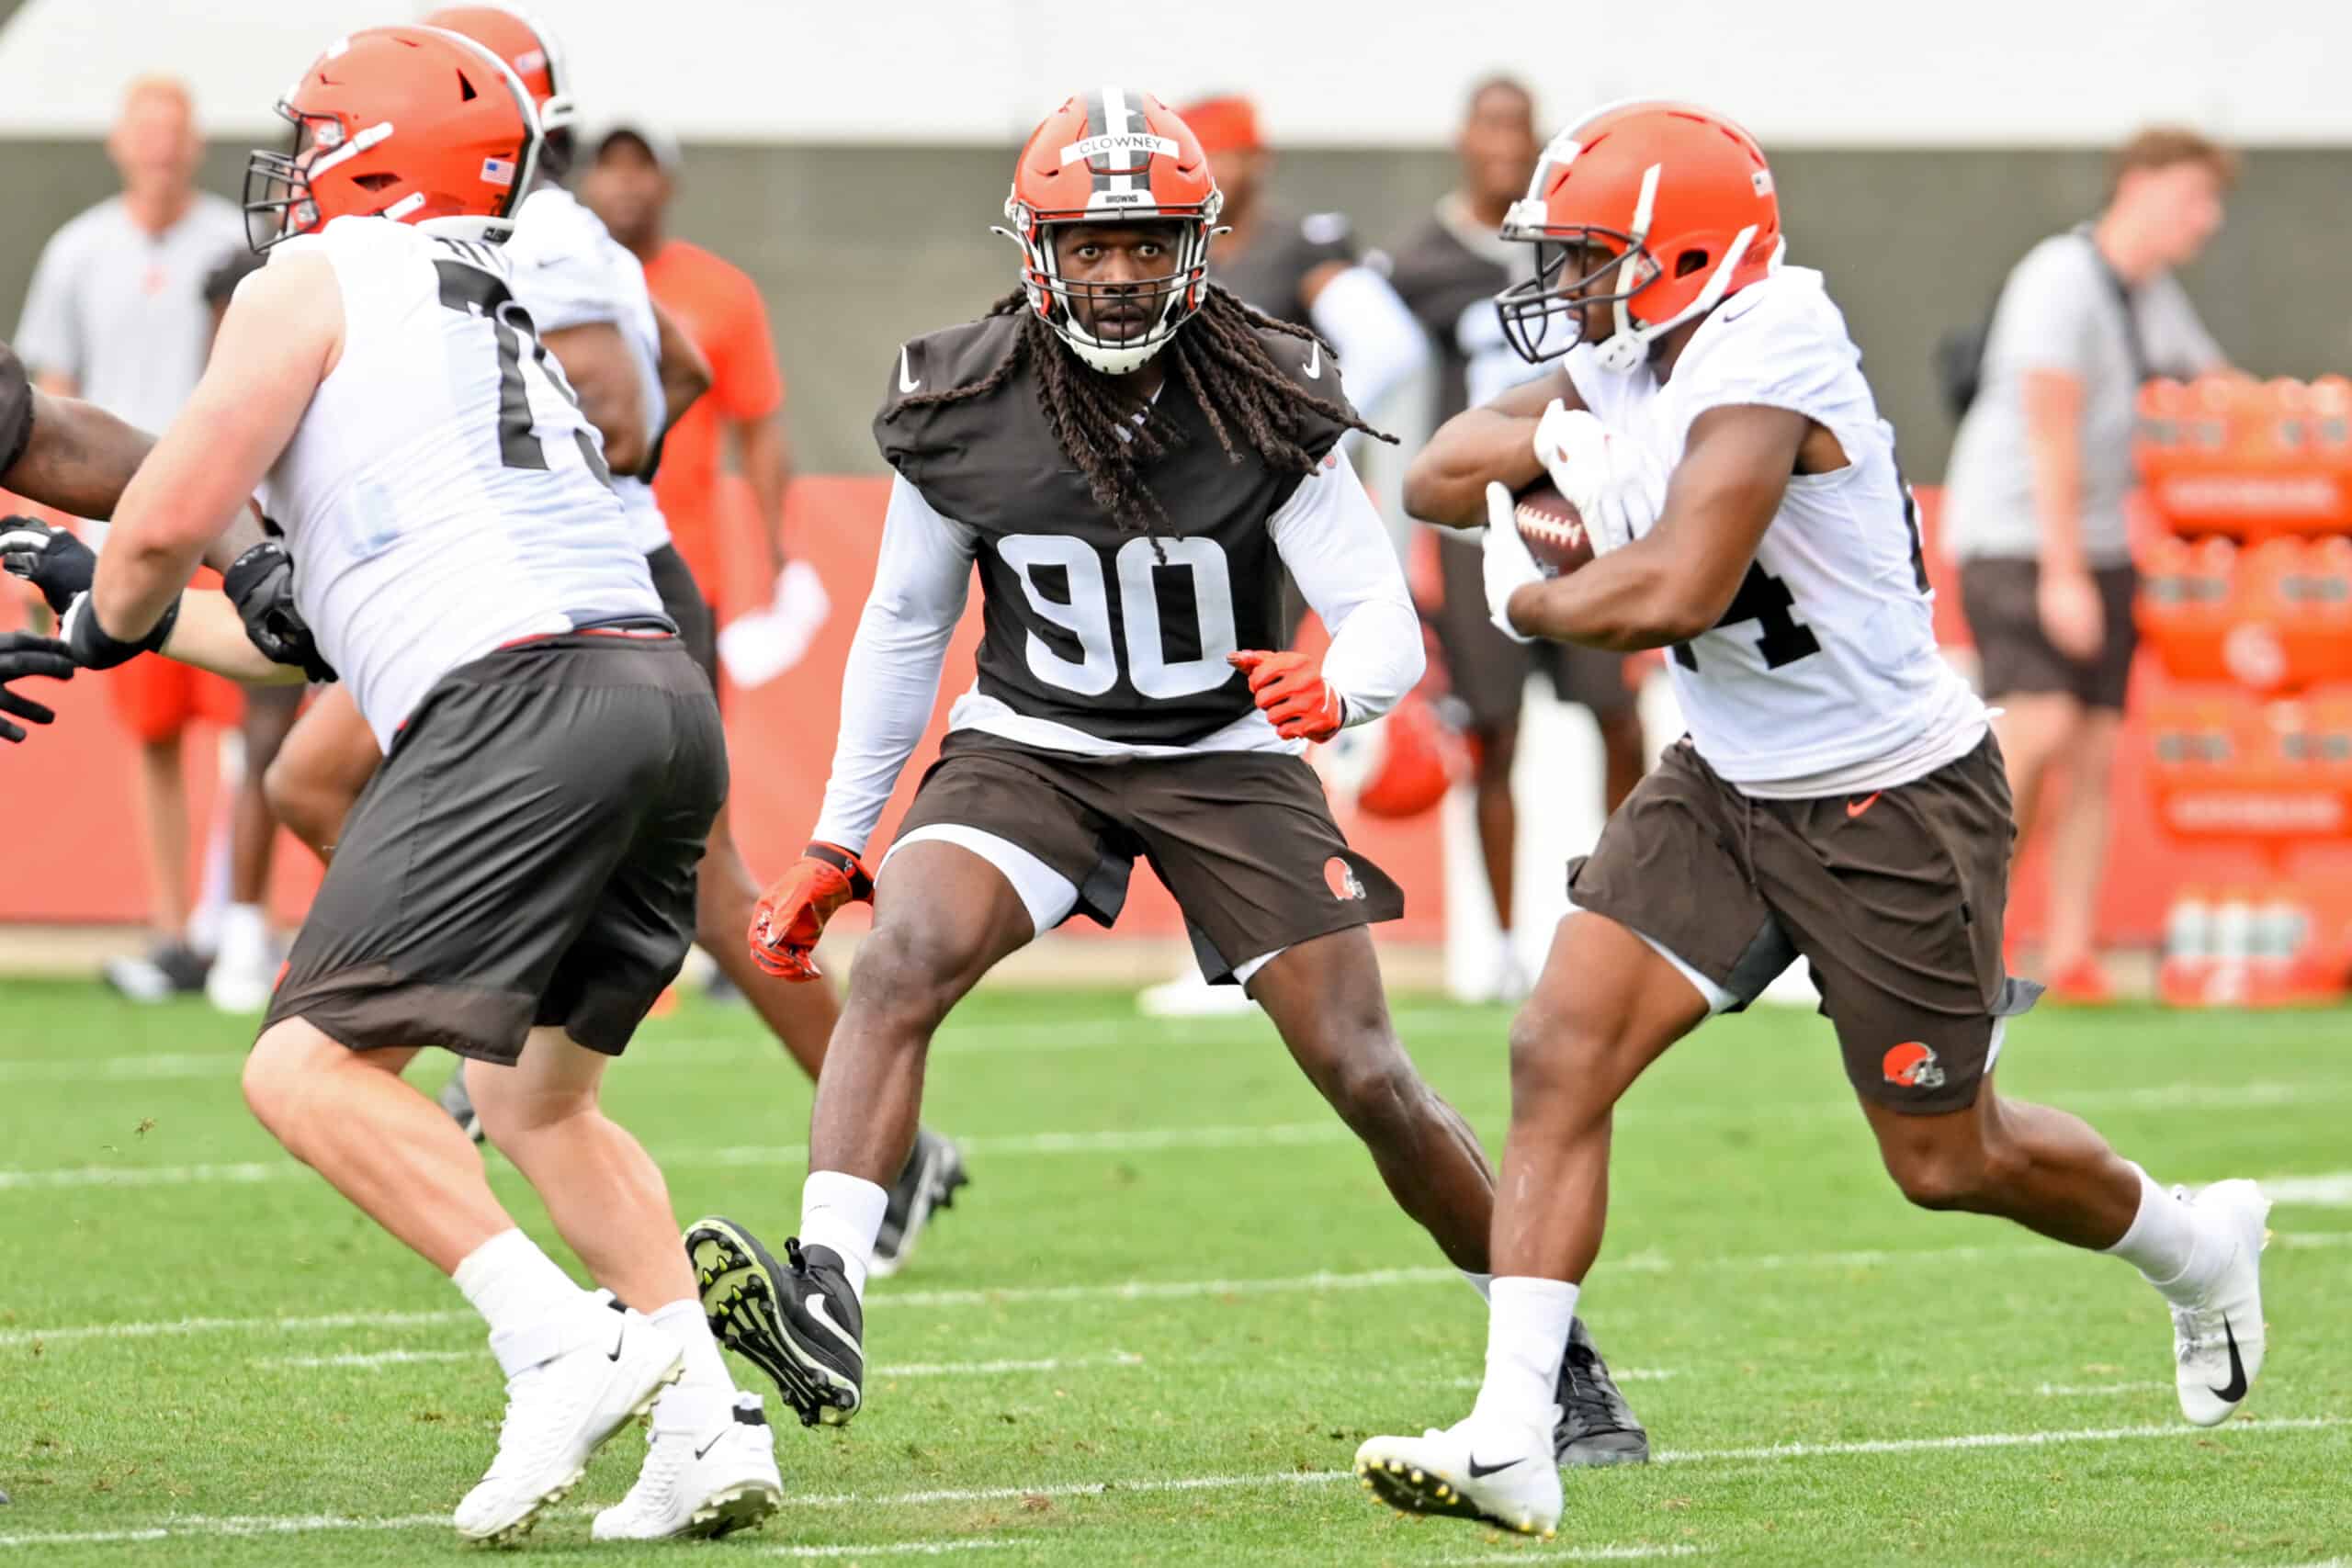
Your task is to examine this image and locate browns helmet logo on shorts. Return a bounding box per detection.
[1882,1041,1946,1090]
[1324,856,1367,902]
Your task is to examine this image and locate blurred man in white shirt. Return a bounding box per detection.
[14,76,245,1000]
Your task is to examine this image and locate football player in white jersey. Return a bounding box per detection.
[1353,102,2270,1537]
[62,27,781,1542]
[257,6,969,1278]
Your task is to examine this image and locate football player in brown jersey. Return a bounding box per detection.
[684,86,1648,1470]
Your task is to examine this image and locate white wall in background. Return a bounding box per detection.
[0,0,2346,146]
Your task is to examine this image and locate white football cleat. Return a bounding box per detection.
[593,1388,783,1541]
[1354,1410,1561,1538]
[1136,971,1256,1018]
[2166,1179,2271,1427]
[453,1295,683,1544]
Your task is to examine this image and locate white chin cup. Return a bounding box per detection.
[1594,331,1647,374]
[1059,328,1170,376]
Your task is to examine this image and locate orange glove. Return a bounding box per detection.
[1228,649,1346,742]
[748,841,874,981]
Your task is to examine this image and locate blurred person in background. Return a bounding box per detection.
[14,75,245,1000]
[1389,75,1645,1003]
[198,249,299,1013]
[1942,129,2233,1002]
[1181,93,1430,431]
[582,119,967,1268]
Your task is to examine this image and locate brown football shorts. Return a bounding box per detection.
[1566,734,2041,1113]
[1959,558,2140,712]
[892,730,1403,985]
[264,633,728,1063]
[1432,530,1637,729]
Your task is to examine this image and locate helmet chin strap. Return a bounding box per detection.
[1595,220,1761,375]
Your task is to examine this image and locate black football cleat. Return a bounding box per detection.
[1555,1316,1649,1466]
[685,1217,863,1427]
[869,1130,968,1279]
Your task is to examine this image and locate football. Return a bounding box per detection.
[1512,479,1595,577]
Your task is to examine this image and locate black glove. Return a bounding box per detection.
[60,590,179,671]
[0,631,74,742]
[0,515,96,615]
[222,538,336,682]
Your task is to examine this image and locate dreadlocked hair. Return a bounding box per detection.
[888,283,1393,539]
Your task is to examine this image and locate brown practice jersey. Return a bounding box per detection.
[874,310,1353,749]
[1212,208,1358,329]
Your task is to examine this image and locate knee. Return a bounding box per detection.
[470,1070,595,1151]
[1317,1036,1425,1138]
[242,1023,327,1145]
[1474,725,1518,789]
[1880,1122,2021,1213]
[842,920,967,1039]
[1505,1000,1615,1113]
[263,751,331,852]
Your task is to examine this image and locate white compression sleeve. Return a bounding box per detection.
[1270,447,1426,727]
[1306,264,1432,420]
[809,475,977,853]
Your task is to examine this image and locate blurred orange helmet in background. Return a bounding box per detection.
[243,26,540,254]
[1497,100,1781,372]
[422,6,575,133]
[996,85,1223,375]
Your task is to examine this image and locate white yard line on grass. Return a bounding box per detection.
[2,1418,2340,1551]
[1443,1549,1707,1563]
[2257,1173,2352,1208]
[17,1229,2352,1348]
[2035,1381,2171,1396]
[763,1544,1019,1560]
[262,1348,1152,1378]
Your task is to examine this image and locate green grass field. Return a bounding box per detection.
[1,978,2346,1566]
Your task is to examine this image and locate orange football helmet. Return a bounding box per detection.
[995,86,1223,375]
[243,26,540,254]
[421,6,574,133]
[1496,100,1781,372]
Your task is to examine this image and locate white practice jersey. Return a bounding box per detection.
[1565,266,1987,795]
[261,216,662,750]
[504,186,673,555]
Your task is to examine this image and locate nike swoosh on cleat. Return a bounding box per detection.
[693,1432,727,1461]
[2209,1314,2249,1403]
[1465,1453,1521,1480]
[799,1294,860,1359]
[898,347,921,394]
[1846,792,1882,818]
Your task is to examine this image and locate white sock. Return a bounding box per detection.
[2103,1166,2209,1298]
[1461,1270,1494,1303]
[1468,1276,1578,1436]
[452,1229,592,1339]
[217,902,267,960]
[650,1297,734,1393]
[800,1170,888,1302]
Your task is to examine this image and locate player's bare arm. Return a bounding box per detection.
[650,298,710,439]
[2019,366,2105,660]
[1402,367,1584,527]
[1504,402,1808,649]
[8,390,269,574]
[541,320,650,474]
[90,253,343,651]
